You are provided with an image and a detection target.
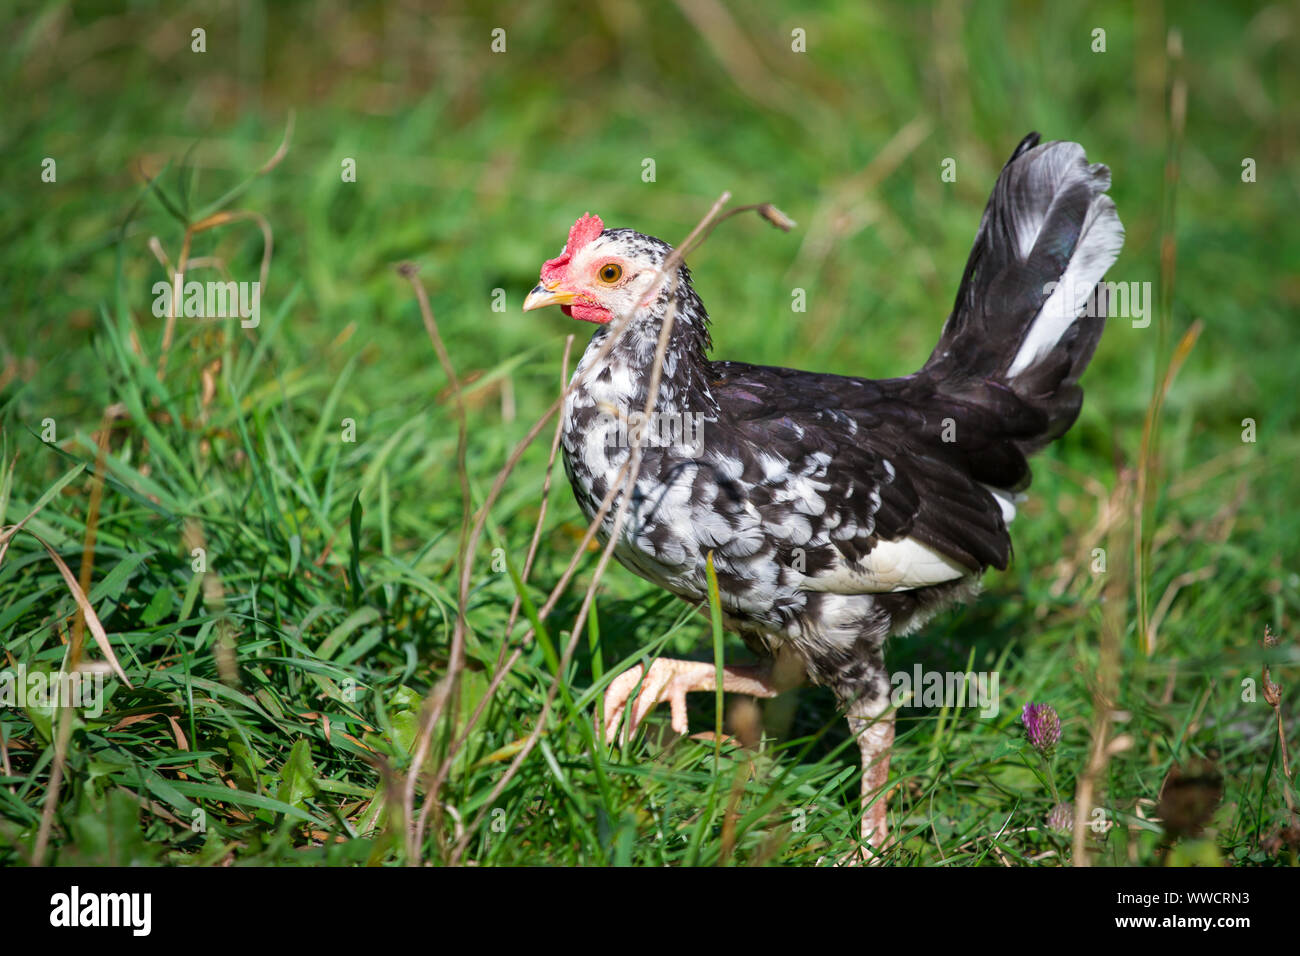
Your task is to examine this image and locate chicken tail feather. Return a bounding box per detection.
[923,133,1124,456]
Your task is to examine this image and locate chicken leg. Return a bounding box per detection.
[847,693,897,859]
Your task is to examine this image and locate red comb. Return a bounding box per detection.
[541,213,604,283]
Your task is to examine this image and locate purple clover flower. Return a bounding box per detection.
[1047,802,1074,833]
[1021,703,1061,756]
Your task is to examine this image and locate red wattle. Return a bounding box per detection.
[567,301,611,324]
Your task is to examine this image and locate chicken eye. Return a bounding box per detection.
[598,263,622,283]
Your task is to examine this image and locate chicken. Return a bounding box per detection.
[521,133,1124,856]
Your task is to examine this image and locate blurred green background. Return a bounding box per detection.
[1,1,1298,865]
[7,1,1298,405]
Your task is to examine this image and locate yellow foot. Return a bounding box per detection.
[600,658,779,746]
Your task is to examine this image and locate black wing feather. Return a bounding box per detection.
[710,361,1013,573]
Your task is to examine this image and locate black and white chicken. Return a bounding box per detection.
[522,133,1124,855]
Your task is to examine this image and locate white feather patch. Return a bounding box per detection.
[1008,197,1123,376]
[1006,143,1125,378]
[983,485,1020,525]
[804,537,969,593]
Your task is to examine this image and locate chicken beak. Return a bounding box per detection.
[522,283,578,312]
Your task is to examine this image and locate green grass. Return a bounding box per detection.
[1,0,1298,866]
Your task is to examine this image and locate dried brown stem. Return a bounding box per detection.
[397,262,472,862]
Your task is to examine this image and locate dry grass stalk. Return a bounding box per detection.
[1134,27,1188,656]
